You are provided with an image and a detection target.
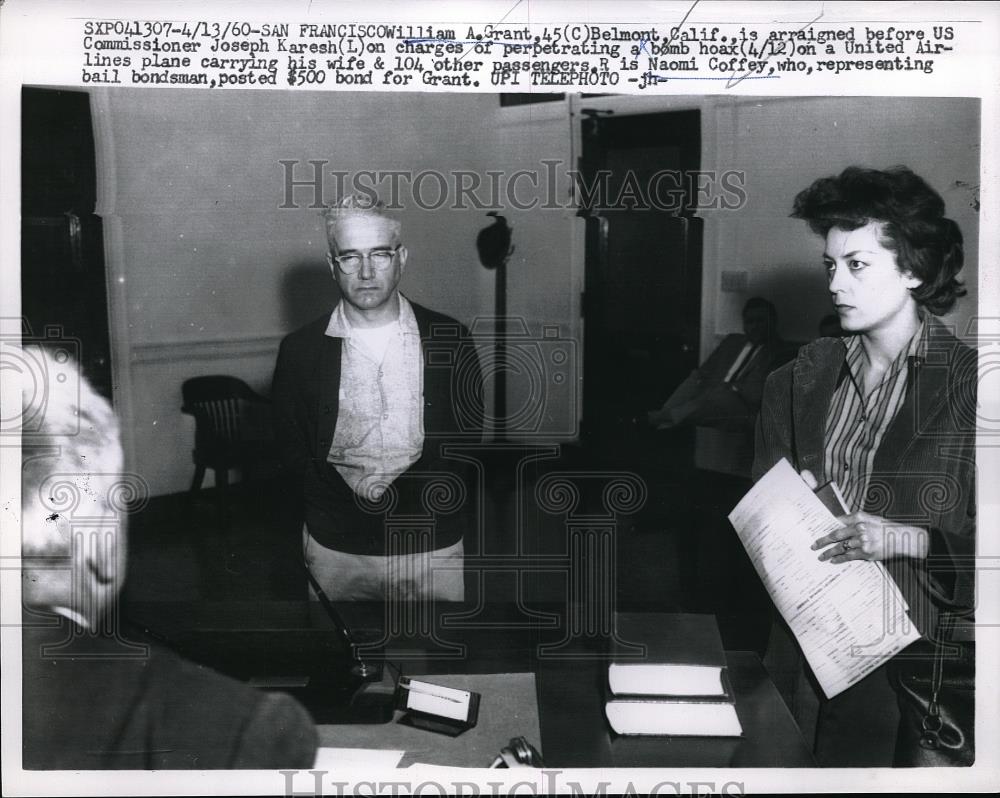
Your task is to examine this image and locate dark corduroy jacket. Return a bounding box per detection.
[272,299,484,555]
[753,318,977,638]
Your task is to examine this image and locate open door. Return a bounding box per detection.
[579,109,703,458]
[21,87,112,400]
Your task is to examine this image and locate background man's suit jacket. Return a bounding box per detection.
[664,333,790,431]
[660,333,791,477]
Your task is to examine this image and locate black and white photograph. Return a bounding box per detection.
[2,1,998,795]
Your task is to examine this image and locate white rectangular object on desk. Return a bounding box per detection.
[606,700,743,737]
[401,679,472,722]
[608,663,725,698]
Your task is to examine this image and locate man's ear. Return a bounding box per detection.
[326,251,337,277]
[397,246,408,272]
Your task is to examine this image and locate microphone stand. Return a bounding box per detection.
[303,564,396,723]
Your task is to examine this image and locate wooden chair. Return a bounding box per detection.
[181,375,275,524]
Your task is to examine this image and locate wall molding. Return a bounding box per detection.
[130,334,285,365]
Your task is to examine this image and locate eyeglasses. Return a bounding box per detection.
[328,246,400,275]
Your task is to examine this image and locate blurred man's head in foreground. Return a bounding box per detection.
[20,346,127,628]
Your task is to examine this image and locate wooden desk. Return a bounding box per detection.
[125,601,815,768]
[317,651,813,768]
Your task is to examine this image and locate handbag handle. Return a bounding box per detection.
[918,613,956,750]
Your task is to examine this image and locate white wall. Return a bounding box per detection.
[92,90,981,496]
[96,89,503,495]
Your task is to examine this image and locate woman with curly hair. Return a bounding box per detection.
[754,166,976,766]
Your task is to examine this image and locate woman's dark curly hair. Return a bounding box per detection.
[791,166,965,315]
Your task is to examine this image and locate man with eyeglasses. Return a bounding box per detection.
[272,194,483,603]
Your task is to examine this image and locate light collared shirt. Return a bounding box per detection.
[823,319,927,512]
[723,341,761,383]
[325,295,424,501]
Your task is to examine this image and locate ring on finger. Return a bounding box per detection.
[842,539,852,552]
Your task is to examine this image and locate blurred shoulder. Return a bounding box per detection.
[144,643,316,766]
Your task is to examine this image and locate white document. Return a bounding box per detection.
[313,747,406,770]
[728,459,920,699]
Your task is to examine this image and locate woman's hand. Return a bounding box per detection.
[812,512,929,564]
[799,469,819,490]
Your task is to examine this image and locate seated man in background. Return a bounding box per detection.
[647,296,789,433]
[20,346,317,769]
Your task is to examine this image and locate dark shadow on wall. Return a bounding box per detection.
[753,266,831,342]
[281,260,339,330]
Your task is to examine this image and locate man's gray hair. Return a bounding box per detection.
[321,192,401,248]
[21,346,122,514]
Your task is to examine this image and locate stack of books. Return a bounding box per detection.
[604,613,743,737]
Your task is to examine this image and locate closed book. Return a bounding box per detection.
[607,726,742,767]
[608,613,728,698]
[605,698,743,737]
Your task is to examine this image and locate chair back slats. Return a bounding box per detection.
[181,376,272,467]
[188,396,242,443]
[204,398,240,443]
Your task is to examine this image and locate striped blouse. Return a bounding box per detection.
[823,320,927,512]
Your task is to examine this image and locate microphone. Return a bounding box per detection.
[304,564,383,682]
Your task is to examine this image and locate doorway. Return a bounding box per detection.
[21,87,112,400]
[578,109,703,459]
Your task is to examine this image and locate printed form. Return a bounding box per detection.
[728,459,920,698]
